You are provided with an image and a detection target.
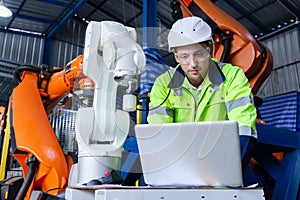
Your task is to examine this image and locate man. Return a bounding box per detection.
[147,16,257,168]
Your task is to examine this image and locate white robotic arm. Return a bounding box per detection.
[74,21,145,184]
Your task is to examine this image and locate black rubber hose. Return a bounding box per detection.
[15,156,39,200]
[219,32,232,62]
[13,65,63,83]
[13,66,41,83]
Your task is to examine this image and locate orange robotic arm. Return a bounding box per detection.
[174,0,273,94]
[13,55,85,114]
[41,55,84,112]
[9,55,86,199]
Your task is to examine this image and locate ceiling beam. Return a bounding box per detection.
[12,13,54,24]
[85,0,108,19]
[225,0,270,34]
[277,0,300,19]
[46,0,87,38]
[7,0,27,28]
[235,0,277,21]
[124,0,142,26]
[126,0,169,28]
[0,28,44,38]
[86,1,122,23]
[37,0,74,8]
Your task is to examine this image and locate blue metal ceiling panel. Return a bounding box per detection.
[2,0,298,38]
[47,0,86,38]
[0,0,300,106]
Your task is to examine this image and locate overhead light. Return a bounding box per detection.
[0,0,12,18]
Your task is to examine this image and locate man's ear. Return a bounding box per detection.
[207,46,212,57]
[208,42,214,56]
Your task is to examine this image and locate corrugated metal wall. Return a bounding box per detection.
[0,18,86,69]
[50,40,84,68]
[257,26,300,98]
[0,31,45,105]
[0,31,44,67]
[49,18,86,68]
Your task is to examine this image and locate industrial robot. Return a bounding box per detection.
[3,20,145,200]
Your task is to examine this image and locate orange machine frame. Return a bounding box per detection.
[8,55,83,199]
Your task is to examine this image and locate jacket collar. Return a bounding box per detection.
[168,59,226,89]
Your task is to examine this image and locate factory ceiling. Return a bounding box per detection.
[0,0,299,106]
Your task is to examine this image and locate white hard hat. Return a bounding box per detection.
[167,16,213,51]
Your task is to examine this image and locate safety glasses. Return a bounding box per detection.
[175,50,209,64]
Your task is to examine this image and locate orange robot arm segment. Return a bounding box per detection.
[11,72,69,198]
[10,55,88,199]
[14,55,85,111]
[39,55,84,108]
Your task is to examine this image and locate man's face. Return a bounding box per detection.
[175,43,210,87]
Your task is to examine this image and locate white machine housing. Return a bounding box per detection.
[73,21,145,185]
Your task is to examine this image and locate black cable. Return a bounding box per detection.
[13,65,40,83]
[70,90,89,108]
[219,31,233,62]
[15,156,39,200]
[13,65,63,84]
[45,186,66,194]
[136,67,173,112]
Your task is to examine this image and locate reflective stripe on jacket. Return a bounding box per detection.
[147,60,257,138]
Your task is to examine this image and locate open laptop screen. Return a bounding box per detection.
[135,120,243,187]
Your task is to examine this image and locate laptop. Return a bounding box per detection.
[134,120,243,187]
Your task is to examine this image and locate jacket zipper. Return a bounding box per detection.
[181,87,197,121]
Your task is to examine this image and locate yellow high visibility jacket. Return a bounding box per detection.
[147,60,257,138]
